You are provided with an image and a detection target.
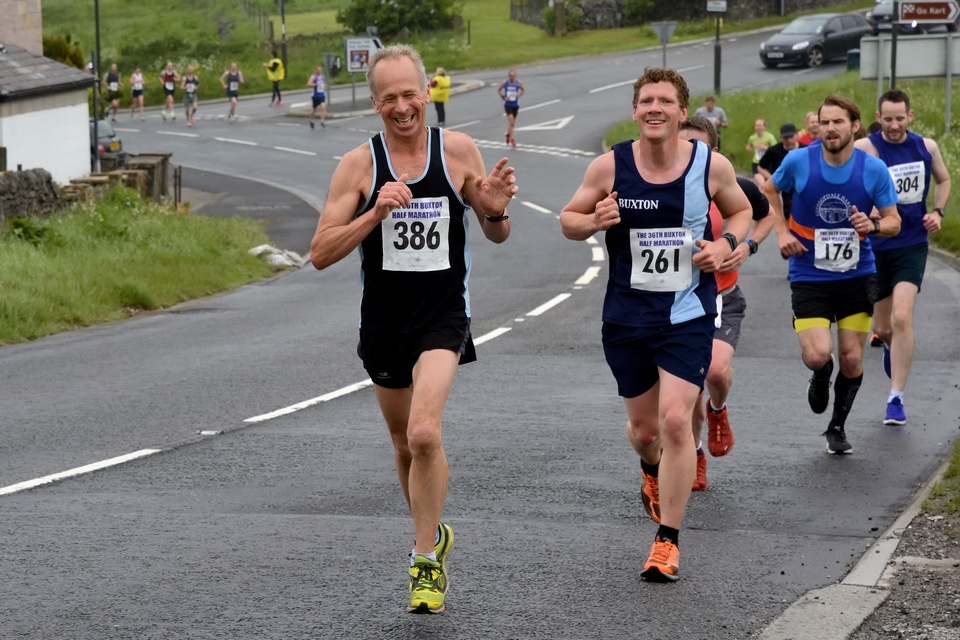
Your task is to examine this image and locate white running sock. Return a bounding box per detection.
[888,390,904,403]
[410,550,438,566]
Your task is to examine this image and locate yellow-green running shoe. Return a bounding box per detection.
[408,555,448,613]
[435,522,454,570]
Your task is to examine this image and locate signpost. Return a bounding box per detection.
[706,0,727,94]
[650,22,678,68]
[899,0,960,23]
[344,36,383,107]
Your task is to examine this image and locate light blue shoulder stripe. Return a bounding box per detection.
[670,140,711,325]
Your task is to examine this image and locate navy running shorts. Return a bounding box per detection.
[504,105,519,118]
[358,316,476,389]
[312,95,326,108]
[874,243,927,300]
[602,315,715,398]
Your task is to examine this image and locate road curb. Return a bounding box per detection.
[756,341,957,638]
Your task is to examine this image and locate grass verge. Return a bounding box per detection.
[923,440,960,514]
[0,187,281,345]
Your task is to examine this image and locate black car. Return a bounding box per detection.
[90,118,126,168]
[865,0,960,34]
[759,13,873,68]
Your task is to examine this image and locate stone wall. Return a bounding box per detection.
[511,0,850,28]
[0,168,62,220]
[0,0,43,56]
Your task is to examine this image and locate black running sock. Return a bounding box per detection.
[830,372,863,426]
[640,458,659,478]
[656,526,680,547]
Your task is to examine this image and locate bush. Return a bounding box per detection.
[622,0,655,27]
[42,33,85,69]
[336,0,460,40]
[542,3,584,36]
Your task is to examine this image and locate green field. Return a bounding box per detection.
[44,0,873,106]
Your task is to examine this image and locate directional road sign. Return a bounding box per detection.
[899,0,960,23]
[345,37,383,73]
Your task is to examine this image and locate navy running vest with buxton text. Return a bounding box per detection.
[356,127,471,333]
[605,139,715,329]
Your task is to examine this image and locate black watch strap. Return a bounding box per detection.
[746,239,759,254]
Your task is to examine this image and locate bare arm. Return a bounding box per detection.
[762,174,805,256]
[694,154,751,272]
[446,131,518,244]
[559,153,618,241]
[310,147,385,270]
[924,138,952,233]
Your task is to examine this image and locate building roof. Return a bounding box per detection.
[0,42,94,102]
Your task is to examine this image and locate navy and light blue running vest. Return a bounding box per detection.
[604,139,715,328]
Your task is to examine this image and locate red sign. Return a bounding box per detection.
[899,1,960,23]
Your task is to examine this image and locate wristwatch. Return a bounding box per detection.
[933,207,946,217]
[868,219,882,235]
[746,239,759,254]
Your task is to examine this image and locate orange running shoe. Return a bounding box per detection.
[640,466,661,523]
[706,402,734,457]
[692,451,708,491]
[641,538,680,582]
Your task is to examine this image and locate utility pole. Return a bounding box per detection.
[280,0,288,71]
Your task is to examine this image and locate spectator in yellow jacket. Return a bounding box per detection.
[429,67,450,127]
[263,50,285,106]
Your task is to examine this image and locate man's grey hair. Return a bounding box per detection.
[367,44,429,101]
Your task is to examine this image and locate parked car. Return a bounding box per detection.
[865,0,960,34]
[759,13,873,68]
[90,118,126,168]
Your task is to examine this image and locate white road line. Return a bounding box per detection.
[244,379,374,423]
[273,146,317,156]
[113,127,140,133]
[519,200,552,214]
[275,122,303,128]
[590,79,635,94]
[474,327,512,345]
[586,236,598,245]
[0,449,161,497]
[518,98,561,112]
[589,66,704,94]
[445,120,481,130]
[289,101,309,108]
[333,155,343,160]
[244,325,516,424]
[592,247,605,262]
[575,266,602,285]
[527,293,572,316]
[214,137,258,146]
[157,131,199,138]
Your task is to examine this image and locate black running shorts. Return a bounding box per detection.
[358,316,476,389]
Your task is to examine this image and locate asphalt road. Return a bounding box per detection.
[2,29,959,639]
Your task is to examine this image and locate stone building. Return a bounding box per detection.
[0,0,96,184]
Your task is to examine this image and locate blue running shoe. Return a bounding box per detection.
[884,397,906,425]
[882,345,891,379]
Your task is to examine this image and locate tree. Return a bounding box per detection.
[336,0,460,40]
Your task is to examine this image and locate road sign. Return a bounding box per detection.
[706,0,728,12]
[899,1,960,23]
[650,21,678,45]
[345,37,383,73]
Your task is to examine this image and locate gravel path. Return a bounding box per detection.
[849,512,960,639]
